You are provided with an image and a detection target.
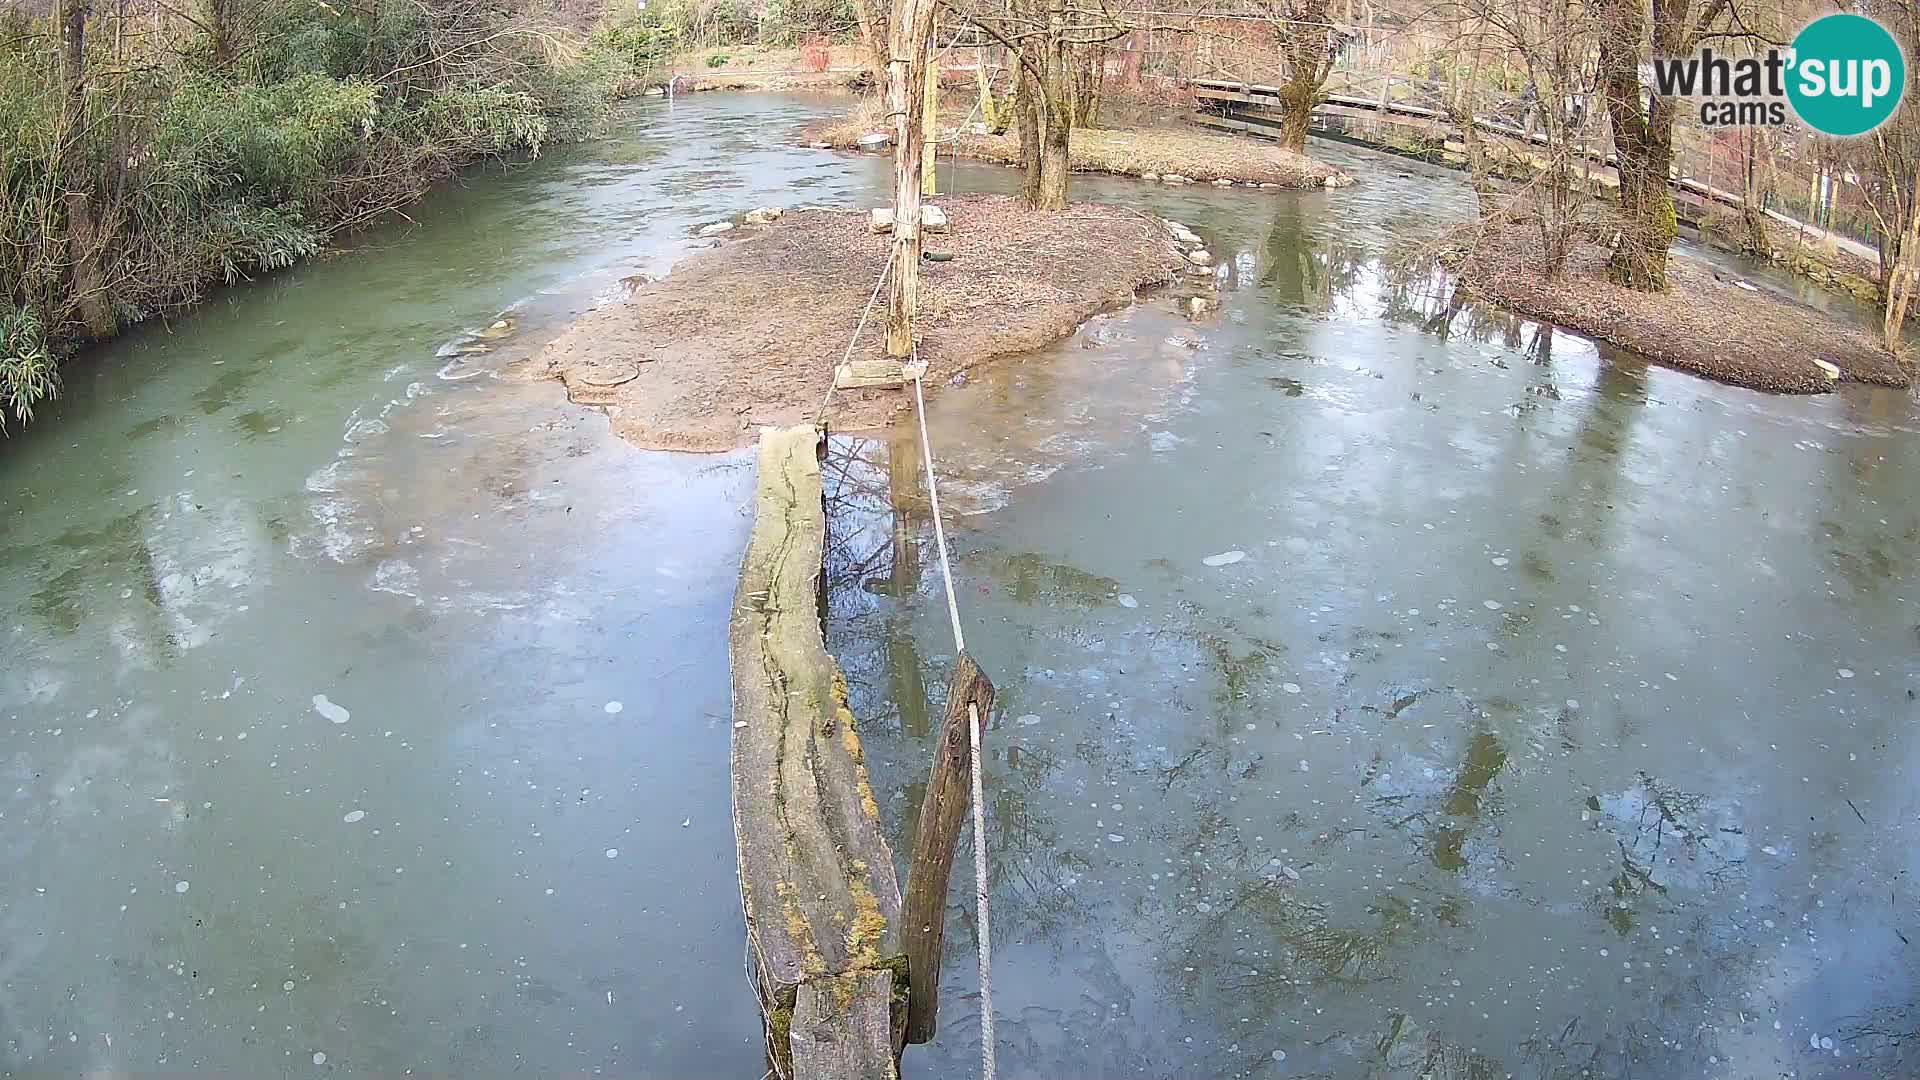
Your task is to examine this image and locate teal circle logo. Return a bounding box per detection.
[1787,13,1905,136]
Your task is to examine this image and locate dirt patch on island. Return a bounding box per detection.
[1452,224,1908,394]
[526,194,1192,450]
[804,105,1349,190]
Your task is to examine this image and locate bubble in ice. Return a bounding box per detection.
[1016,714,1042,726]
[174,880,190,894]
[1490,557,1509,567]
[1282,682,1301,694]
[313,1051,327,1065]
[1837,668,1855,679]
[1483,600,1503,610]
[605,848,619,859]
[1271,1049,1287,1062]
[1107,833,1125,843]
[343,810,366,823]
[1117,594,1138,609]
[312,695,350,724]
[604,701,623,714]
[1202,550,1246,567]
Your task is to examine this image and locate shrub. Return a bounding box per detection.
[707,52,731,67]
[0,306,55,430]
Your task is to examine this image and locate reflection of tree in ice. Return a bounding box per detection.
[1833,1003,1920,1074]
[1373,1013,1505,1080]
[1587,772,1746,930]
[1359,690,1515,883]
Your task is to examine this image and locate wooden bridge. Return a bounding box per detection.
[1189,73,1878,265]
[730,425,995,1080]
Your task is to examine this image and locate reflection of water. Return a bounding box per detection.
[832,151,1920,1079]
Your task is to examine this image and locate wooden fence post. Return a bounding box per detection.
[900,651,996,1044]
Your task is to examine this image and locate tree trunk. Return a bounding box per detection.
[1068,43,1102,128]
[1274,0,1333,153]
[885,0,939,357]
[61,0,114,340]
[1596,0,1679,290]
[1031,0,1070,209]
[1884,164,1920,352]
[922,26,937,197]
[209,0,233,69]
[850,0,891,91]
[1739,128,1772,256]
[1013,50,1043,207]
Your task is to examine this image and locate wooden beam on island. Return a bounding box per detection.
[730,425,907,1080]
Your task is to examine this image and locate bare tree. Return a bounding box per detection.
[1261,0,1341,151]
[1458,0,1595,278]
[1592,0,1743,290]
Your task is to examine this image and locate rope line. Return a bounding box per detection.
[816,242,901,424]
[910,363,994,1080]
[807,134,996,1080]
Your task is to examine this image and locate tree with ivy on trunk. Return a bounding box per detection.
[1592,0,1746,290]
[1263,0,1342,152]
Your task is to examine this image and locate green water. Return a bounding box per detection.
[2,92,1914,1079]
[0,93,881,1076]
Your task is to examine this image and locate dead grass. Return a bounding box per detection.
[803,107,1349,189]
[672,45,871,91]
[525,194,1191,450]
[1453,224,1908,393]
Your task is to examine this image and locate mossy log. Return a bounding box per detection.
[731,424,907,1080]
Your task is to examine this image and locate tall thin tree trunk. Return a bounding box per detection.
[1033,0,1070,209]
[61,0,114,339]
[851,0,891,90]
[922,23,937,196]
[1014,48,1042,206]
[1884,164,1920,353]
[884,0,938,357]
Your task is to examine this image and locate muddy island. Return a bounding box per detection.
[1448,222,1910,394]
[528,193,1201,450]
[805,105,1351,190]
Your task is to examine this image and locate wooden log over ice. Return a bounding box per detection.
[730,424,906,1080]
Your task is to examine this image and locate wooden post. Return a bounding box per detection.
[900,652,996,1045]
[885,0,938,358]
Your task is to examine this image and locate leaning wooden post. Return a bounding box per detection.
[885,0,938,358]
[900,651,996,1044]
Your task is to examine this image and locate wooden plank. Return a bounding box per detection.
[731,425,906,1078]
[792,972,899,1080]
[901,653,996,1044]
[836,359,909,390]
